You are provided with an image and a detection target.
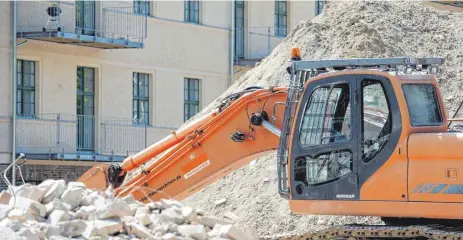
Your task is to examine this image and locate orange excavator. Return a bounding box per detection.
[78,48,463,239]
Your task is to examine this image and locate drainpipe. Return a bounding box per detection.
[12,0,17,186]
[230,0,235,87]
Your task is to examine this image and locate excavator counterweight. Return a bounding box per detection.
[79,50,463,239]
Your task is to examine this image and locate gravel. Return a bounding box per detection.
[183,0,463,238]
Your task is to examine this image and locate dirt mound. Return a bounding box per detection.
[183,1,463,237]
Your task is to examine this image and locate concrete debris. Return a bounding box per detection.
[0,179,254,240]
[213,199,226,207]
[0,190,12,204]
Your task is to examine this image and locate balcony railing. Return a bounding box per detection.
[234,27,287,65]
[12,113,173,162]
[17,1,148,49]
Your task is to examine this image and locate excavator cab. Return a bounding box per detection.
[278,53,462,221]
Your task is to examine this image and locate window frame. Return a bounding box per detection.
[315,0,325,16]
[361,79,392,163]
[298,82,352,148]
[274,0,287,37]
[184,78,200,122]
[184,0,200,23]
[134,0,150,15]
[17,59,36,117]
[132,72,150,125]
[401,83,444,127]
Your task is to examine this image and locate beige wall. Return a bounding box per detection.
[9,0,317,160]
[0,1,12,164]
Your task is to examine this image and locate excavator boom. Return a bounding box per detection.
[79,87,288,203]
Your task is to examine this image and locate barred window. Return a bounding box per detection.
[275,0,287,37]
[134,0,150,15]
[17,60,36,116]
[185,0,200,23]
[133,73,149,125]
[184,78,200,122]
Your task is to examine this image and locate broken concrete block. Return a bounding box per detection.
[161,233,176,240]
[137,213,152,226]
[15,183,47,203]
[198,216,233,228]
[57,219,87,238]
[0,190,12,204]
[45,199,72,216]
[43,179,67,204]
[160,207,185,225]
[47,209,71,225]
[96,201,132,219]
[0,226,27,240]
[0,218,23,231]
[223,212,239,222]
[46,225,61,238]
[178,224,207,240]
[219,225,247,240]
[9,196,46,217]
[214,198,227,207]
[67,181,86,189]
[135,206,150,216]
[181,206,199,223]
[61,187,85,209]
[160,199,182,209]
[17,225,47,240]
[128,202,143,216]
[82,192,106,209]
[75,205,97,220]
[207,224,222,238]
[82,219,123,239]
[124,222,157,239]
[8,208,33,222]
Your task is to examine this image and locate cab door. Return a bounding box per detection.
[289,74,360,200]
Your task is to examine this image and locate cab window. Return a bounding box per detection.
[299,83,351,147]
[402,84,442,126]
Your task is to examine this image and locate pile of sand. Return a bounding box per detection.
[182,1,463,238]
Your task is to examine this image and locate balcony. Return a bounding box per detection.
[234,27,287,67]
[13,113,173,162]
[17,1,148,49]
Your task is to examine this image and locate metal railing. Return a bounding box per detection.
[17,1,147,44]
[13,113,171,158]
[234,27,287,62]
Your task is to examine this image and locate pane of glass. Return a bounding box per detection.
[184,0,189,11]
[133,100,138,112]
[299,86,331,146]
[295,150,353,185]
[84,81,94,92]
[16,102,22,115]
[17,73,22,86]
[194,90,199,101]
[143,74,149,86]
[17,60,22,73]
[184,89,189,101]
[189,104,195,116]
[195,105,199,114]
[362,80,391,163]
[133,79,138,97]
[402,84,442,126]
[77,95,82,108]
[84,106,94,115]
[23,61,34,74]
[143,84,148,97]
[194,1,199,11]
[194,79,199,89]
[185,9,189,20]
[24,90,34,104]
[84,95,94,108]
[184,104,189,119]
[85,68,94,82]
[281,1,286,13]
[17,90,21,102]
[77,68,83,90]
[24,103,31,115]
[280,15,286,27]
[190,10,196,22]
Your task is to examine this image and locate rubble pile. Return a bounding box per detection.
[0,180,259,240]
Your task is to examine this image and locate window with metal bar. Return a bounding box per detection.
[316,0,324,16]
[184,78,200,122]
[134,0,150,15]
[184,0,200,23]
[133,72,149,125]
[17,60,36,117]
[275,0,287,37]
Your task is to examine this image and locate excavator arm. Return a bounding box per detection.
[79,87,288,203]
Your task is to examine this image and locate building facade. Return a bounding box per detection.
[0,0,323,188]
